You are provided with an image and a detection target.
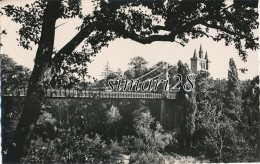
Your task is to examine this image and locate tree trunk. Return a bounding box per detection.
[5,1,61,162]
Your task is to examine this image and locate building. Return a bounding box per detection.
[190,45,210,73]
[190,47,250,89]
[190,45,227,88]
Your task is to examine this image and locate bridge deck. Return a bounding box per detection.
[2,89,176,99]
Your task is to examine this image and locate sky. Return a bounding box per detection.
[1,0,259,81]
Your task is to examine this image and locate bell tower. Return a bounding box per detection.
[190,45,210,73]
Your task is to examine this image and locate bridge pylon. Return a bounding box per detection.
[162,62,169,94]
[160,62,179,132]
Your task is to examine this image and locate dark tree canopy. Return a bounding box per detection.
[3,0,258,79]
[2,0,258,88]
[1,54,31,94]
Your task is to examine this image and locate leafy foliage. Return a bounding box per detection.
[106,105,122,124]
[225,58,242,105]
[1,54,31,95]
[3,0,84,49]
[33,111,57,141]
[175,60,197,149]
[50,51,91,88]
[22,133,125,163]
[122,107,172,153]
[2,56,259,162]
[19,98,172,163]
[193,60,258,162]
[124,56,148,79]
[2,0,258,86]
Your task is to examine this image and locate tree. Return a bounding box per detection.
[195,70,211,119]
[193,71,212,144]
[192,62,258,161]
[1,54,31,95]
[175,61,197,149]
[195,71,211,101]
[193,73,239,161]
[106,105,122,124]
[195,59,258,162]
[241,76,260,160]
[2,0,258,162]
[3,1,64,161]
[101,61,113,79]
[122,106,172,153]
[124,56,148,78]
[224,58,242,120]
[195,99,238,162]
[146,61,177,92]
[97,61,119,87]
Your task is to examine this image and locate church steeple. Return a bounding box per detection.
[193,49,197,58]
[205,51,208,60]
[199,44,203,58]
[190,44,210,73]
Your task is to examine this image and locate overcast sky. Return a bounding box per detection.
[1,0,259,81]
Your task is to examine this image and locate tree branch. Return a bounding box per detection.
[55,22,68,29]
[117,29,176,44]
[189,29,219,41]
[200,22,236,36]
[52,23,96,63]
[153,25,171,32]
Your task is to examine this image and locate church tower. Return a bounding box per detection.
[190,45,210,73]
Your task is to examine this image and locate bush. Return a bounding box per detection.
[22,131,125,163]
[194,104,257,162]
[122,110,172,153]
[105,105,122,124]
[21,103,173,163]
[2,97,25,157]
[33,111,57,141]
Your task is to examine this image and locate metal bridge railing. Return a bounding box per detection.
[2,88,176,100]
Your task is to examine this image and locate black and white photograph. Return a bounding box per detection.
[0,0,259,163]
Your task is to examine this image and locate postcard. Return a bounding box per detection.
[1,0,259,163]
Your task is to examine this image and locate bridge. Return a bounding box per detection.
[3,89,176,99]
[2,62,180,130]
[2,62,178,100]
